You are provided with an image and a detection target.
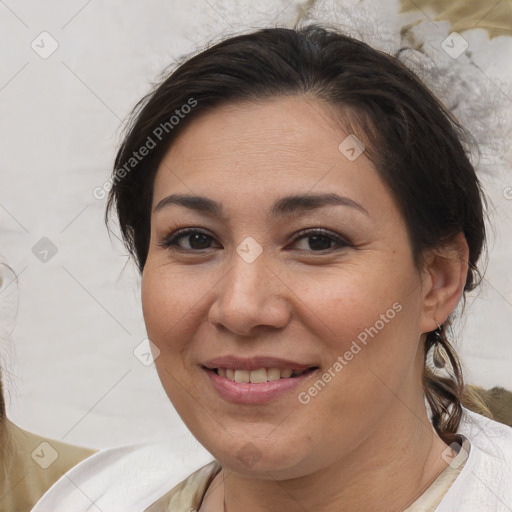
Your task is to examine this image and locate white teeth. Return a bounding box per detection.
[267,368,281,381]
[217,367,310,382]
[249,368,267,383]
[234,370,250,383]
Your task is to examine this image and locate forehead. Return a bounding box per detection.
[152,96,389,216]
[162,96,347,162]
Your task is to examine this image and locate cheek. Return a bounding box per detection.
[141,265,206,415]
[289,254,423,400]
[141,263,199,353]
[290,254,419,342]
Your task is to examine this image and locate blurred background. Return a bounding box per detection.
[1,0,511,451]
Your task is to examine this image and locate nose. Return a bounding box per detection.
[208,248,292,337]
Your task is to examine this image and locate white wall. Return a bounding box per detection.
[1,0,511,450]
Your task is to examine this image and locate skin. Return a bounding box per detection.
[141,96,469,512]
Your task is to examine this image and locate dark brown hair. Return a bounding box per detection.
[0,374,4,421]
[106,24,486,445]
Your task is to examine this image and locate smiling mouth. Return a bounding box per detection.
[207,366,319,383]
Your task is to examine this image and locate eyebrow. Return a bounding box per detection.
[153,192,369,218]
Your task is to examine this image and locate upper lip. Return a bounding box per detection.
[202,356,318,372]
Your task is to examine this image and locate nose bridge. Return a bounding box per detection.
[225,237,271,306]
[209,237,290,334]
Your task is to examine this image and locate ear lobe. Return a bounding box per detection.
[420,232,469,332]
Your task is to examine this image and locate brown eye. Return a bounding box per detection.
[158,229,219,251]
[290,229,351,252]
[158,227,351,254]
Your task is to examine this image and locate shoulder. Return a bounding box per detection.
[459,404,512,442]
[435,406,512,511]
[30,439,214,512]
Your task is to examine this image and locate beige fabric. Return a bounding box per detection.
[0,420,96,512]
[400,0,512,39]
[144,460,221,512]
[404,436,470,512]
[143,437,469,512]
[465,386,512,427]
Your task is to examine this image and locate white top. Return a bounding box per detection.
[30,406,512,512]
[436,407,512,511]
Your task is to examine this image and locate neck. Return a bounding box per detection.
[202,401,451,512]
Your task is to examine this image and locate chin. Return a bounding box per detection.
[199,433,315,478]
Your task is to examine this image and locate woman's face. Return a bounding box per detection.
[142,96,432,479]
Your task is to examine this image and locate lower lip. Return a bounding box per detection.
[203,367,318,404]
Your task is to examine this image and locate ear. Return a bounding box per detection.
[419,232,469,333]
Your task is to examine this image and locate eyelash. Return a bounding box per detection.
[157,227,352,253]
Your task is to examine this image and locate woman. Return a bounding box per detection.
[0,270,96,512]
[0,339,96,511]
[32,24,512,511]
